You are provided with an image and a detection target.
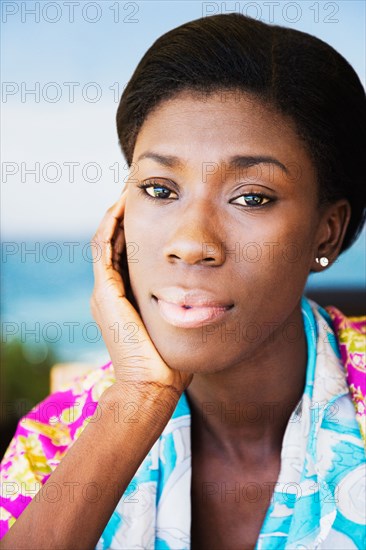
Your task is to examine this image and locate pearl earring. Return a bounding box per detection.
[315,256,329,267]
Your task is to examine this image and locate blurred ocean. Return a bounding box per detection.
[1,238,108,365]
[1,232,365,364]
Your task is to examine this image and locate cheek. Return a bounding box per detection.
[227,215,316,306]
[123,203,158,296]
[228,210,315,271]
[278,216,317,268]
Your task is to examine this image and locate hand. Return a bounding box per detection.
[90,190,193,396]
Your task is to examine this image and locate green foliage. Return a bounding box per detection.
[1,338,59,422]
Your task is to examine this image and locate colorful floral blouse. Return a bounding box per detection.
[1,297,365,548]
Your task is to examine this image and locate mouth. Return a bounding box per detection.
[151,292,234,329]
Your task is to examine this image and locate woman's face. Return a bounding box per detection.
[123,90,322,373]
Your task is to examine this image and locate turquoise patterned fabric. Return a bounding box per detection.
[95,297,366,549]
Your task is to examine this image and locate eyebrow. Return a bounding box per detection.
[136,151,289,174]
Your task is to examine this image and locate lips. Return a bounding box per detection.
[152,286,233,308]
[152,286,233,328]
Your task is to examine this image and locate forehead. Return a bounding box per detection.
[133,90,315,180]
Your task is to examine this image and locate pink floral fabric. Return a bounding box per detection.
[0,362,116,536]
[326,306,366,445]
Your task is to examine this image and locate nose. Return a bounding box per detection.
[162,201,225,266]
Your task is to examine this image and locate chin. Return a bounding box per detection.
[147,333,236,375]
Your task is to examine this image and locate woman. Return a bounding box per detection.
[1,12,365,550]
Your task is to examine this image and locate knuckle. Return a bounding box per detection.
[90,233,99,246]
[90,296,98,319]
[90,290,98,308]
[92,283,113,309]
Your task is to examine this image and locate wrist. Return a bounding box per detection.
[99,380,181,424]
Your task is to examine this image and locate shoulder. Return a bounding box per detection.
[325,305,366,445]
[325,305,366,347]
[1,360,116,478]
[0,361,116,536]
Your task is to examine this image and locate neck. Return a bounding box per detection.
[185,304,307,461]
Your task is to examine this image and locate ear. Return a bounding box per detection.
[311,199,351,272]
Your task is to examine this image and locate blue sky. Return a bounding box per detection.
[1,1,365,287]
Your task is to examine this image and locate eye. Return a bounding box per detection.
[231,193,272,207]
[137,180,178,200]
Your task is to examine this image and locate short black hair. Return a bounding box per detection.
[116,13,366,254]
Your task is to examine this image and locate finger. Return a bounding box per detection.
[91,192,128,288]
[112,223,126,273]
[96,190,127,239]
[92,190,127,264]
[100,190,127,245]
